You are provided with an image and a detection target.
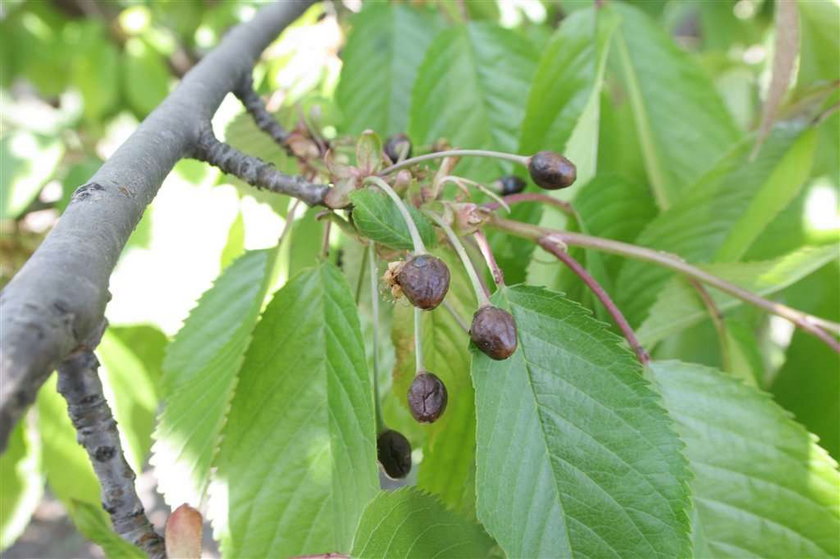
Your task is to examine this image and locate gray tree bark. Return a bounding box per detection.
[0,0,321,451]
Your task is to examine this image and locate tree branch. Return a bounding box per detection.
[192,125,328,206]
[234,73,292,153]
[489,215,840,352]
[0,0,317,452]
[57,324,165,557]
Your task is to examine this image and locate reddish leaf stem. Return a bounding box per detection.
[539,238,650,365]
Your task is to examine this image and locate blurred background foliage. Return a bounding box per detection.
[0,0,838,556]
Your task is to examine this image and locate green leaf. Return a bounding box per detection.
[151,249,277,507]
[391,249,477,516]
[616,125,815,325]
[72,24,119,122]
[0,422,42,551]
[288,207,326,279]
[509,7,617,288]
[356,129,384,174]
[609,2,740,207]
[0,130,65,219]
[213,263,378,557]
[220,211,245,270]
[336,3,444,136]
[349,188,436,251]
[771,263,840,459]
[409,22,538,182]
[649,360,840,558]
[637,245,838,346]
[472,286,691,557]
[351,488,495,558]
[66,501,145,559]
[98,327,164,471]
[123,37,170,118]
[797,0,840,91]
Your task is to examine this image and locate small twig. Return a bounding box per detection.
[56,324,165,558]
[688,279,732,371]
[192,125,329,206]
[380,149,528,176]
[539,238,650,365]
[234,74,292,154]
[473,229,504,286]
[490,215,840,352]
[483,192,576,220]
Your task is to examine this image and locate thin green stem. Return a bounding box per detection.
[364,176,426,253]
[368,244,385,432]
[355,243,369,303]
[380,149,529,176]
[414,308,425,373]
[689,279,732,371]
[489,215,840,352]
[426,211,492,307]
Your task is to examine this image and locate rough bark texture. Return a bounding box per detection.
[234,75,292,151]
[193,126,329,205]
[0,0,317,452]
[57,346,165,558]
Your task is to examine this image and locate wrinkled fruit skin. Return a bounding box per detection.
[528,151,576,190]
[396,255,450,310]
[498,175,526,195]
[408,372,448,423]
[384,133,413,163]
[470,306,518,360]
[377,429,412,479]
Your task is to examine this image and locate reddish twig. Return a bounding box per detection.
[688,279,732,370]
[473,229,504,286]
[538,238,650,365]
[483,193,576,219]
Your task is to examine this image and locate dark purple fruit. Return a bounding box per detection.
[384,133,413,163]
[470,306,518,360]
[408,372,448,423]
[497,175,526,195]
[395,254,450,310]
[528,151,576,190]
[377,429,412,479]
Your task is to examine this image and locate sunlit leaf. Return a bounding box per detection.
[0,422,42,550]
[67,501,145,559]
[0,130,64,219]
[151,249,277,507]
[472,286,691,557]
[213,263,378,557]
[650,360,840,558]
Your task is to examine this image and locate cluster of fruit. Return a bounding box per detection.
[369,134,577,479]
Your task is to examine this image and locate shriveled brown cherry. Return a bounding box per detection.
[470,305,517,360]
[528,151,576,190]
[408,372,448,423]
[384,133,413,163]
[376,429,412,479]
[395,254,450,310]
[496,175,526,195]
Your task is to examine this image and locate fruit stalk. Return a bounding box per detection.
[380,149,529,176]
[425,212,492,308]
[368,245,385,432]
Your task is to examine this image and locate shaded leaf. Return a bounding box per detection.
[650,360,840,558]
[472,286,691,557]
[409,22,537,182]
[349,188,436,251]
[351,488,495,558]
[0,130,64,219]
[152,249,277,507]
[616,125,815,325]
[212,263,378,557]
[637,244,837,346]
[123,37,170,118]
[609,2,740,207]
[336,4,444,136]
